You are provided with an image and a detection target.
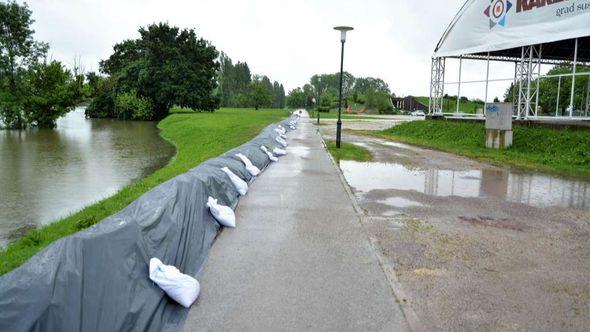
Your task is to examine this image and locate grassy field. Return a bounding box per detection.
[358,120,590,178]
[325,140,373,162]
[0,108,288,276]
[415,97,484,114]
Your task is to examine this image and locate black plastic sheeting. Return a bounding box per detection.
[0,115,298,332]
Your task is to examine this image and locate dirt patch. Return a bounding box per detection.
[324,124,590,331]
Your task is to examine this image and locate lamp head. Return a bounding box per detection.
[334,26,353,42]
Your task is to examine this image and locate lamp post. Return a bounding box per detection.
[317,77,321,125]
[334,26,353,148]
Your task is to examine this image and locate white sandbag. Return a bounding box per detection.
[221,167,248,195]
[260,146,278,162]
[289,125,296,130]
[275,136,288,148]
[273,147,287,156]
[235,153,260,177]
[206,197,235,228]
[149,258,200,308]
[275,128,286,136]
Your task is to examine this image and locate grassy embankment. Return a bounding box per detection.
[0,108,288,276]
[415,96,484,114]
[359,120,590,178]
[325,140,373,162]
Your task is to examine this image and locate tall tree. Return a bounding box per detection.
[98,23,220,119]
[22,60,75,128]
[248,78,272,110]
[0,0,48,128]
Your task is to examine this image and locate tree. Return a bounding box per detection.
[286,88,306,109]
[0,0,49,129]
[248,78,272,110]
[98,23,220,120]
[22,60,75,128]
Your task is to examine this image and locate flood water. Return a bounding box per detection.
[340,161,590,212]
[0,108,175,247]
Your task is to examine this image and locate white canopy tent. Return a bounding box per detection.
[429,0,590,120]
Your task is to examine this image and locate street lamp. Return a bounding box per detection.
[334,26,353,148]
[316,77,321,125]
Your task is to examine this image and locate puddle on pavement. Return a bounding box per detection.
[340,160,590,211]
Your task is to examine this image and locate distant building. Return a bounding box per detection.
[392,96,427,112]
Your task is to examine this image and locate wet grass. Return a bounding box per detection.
[0,108,288,276]
[357,120,590,178]
[326,140,373,162]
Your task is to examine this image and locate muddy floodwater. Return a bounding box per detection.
[0,108,175,247]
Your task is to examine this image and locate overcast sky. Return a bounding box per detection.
[25,0,514,100]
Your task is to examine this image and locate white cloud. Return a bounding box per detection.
[25,0,512,99]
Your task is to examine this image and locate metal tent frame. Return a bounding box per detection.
[429,37,590,120]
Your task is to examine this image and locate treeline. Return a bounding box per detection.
[86,32,286,120]
[0,1,81,129]
[286,73,395,114]
[218,53,285,110]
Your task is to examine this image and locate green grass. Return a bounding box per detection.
[325,140,373,162]
[357,120,590,178]
[0,108,288,276]
[415,97,484,114]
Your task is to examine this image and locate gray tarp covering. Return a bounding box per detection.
[0,116,297,332]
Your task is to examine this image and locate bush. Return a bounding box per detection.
[116,90,152,120]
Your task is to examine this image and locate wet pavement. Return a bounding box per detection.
[185,113,410,331]
[320,122,590,331]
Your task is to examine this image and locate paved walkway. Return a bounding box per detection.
[184,115,410,331]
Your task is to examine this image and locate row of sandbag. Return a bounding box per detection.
[0,114,300,332]
[148,120,297,308]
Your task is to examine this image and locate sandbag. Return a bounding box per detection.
[149,258,200,308]
[275,136,288,148]
[221,167,248,195]
[260,146,278,162]
[206,197,236,228]
[235,153,261,177]
[273,147,287,156]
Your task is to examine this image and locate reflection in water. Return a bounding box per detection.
[340,161,590,211]
[0,108,175,247]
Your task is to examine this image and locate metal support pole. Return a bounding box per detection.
[585,75,589,117]
[569,38,578,118]
[456,56,462,114]
[484,52,490,111]
[525,46,534,119]
[556,76,561,117]
[534,45,542,118]
[336,40,345,149]
[517,47,525,119]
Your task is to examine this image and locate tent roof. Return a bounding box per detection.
[434,0,590,62]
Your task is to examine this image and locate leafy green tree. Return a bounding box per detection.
[286,88,306,109]
[85,75,117,118]
[248,78,272,110]
[22,60,75,128]
[0,0,48,128]
[99,23,220,119]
